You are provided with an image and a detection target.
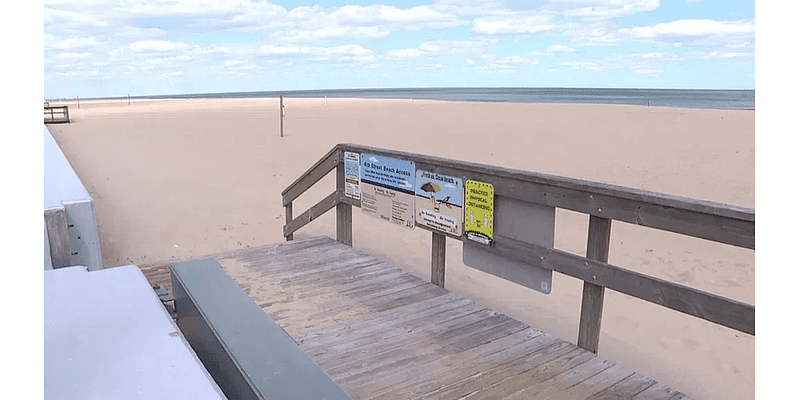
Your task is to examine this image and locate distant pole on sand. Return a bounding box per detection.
[128,94,131,105]
[280,95,285,138]
[77,96,80,109]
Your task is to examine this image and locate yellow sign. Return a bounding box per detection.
[464,180,494,245]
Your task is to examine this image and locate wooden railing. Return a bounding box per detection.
[45,105,70,124]
[281,144,755,353]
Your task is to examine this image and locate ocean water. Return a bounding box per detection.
[117,87,755,110]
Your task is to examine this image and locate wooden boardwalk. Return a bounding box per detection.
[141,236,691,399]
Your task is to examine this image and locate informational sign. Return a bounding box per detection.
[360,154,415,229]
[343,152,361,200]
[415,170,463,236]
[464,180,494,245]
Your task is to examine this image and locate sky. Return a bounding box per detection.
[43,0,755,98]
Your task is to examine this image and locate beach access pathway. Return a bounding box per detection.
[142,235,691,399]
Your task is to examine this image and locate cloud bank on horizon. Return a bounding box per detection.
[43,0,755,98]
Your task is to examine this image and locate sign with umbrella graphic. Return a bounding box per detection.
[415,170,463,236]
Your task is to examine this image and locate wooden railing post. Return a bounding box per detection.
[431,232,446,287]
[335,158,352,246]
[284,202,293,241]
[577,215,612,353]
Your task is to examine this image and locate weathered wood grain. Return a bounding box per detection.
[340,187,754,335]
[336,161,353,246]
[586,372,658,399]
[578,216,612,353]
[507,357,614,399]
[281,146,340,205]
[431,231,446,287]
[160,236,691,399]
[283,190,339,237]
[284,202,293,241]
[338,143,754,249]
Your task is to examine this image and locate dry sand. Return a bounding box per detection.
[47,97,754,399]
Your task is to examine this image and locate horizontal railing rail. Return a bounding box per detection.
[281,143,755,353]
[44,105,70,124]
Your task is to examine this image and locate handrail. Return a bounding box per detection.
[44,105,70,124]
[281,143,755,352]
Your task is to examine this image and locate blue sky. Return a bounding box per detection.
[43,0,755,98]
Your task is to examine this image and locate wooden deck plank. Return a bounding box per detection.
[301,297,481,358]
[507,357,616,399]
[423,341,576,400]
[332,318,529,389]
[355,328,548,400]
[296,292,466,347]
[562,364,635,399]
[631,382,690,400]
[362,330,557,400]
[149,235,690,400]
[454,347,598,399]
[311,309,499,366]
[586,372,658,399]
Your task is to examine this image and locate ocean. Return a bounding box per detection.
[100,87,755,110]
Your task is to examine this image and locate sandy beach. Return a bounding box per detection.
[46,97,754,399]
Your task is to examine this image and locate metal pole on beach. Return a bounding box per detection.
[128,94,131,105]
[77,96,80,109]
[280,95,285,138]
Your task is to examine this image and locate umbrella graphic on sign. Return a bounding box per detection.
[420,182,441,201]
[421,182,453,212]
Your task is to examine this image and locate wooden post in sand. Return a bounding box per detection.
[577,215,612,353]
[128,94,131,105]
[280,95,285,138]
[77,96,80,109]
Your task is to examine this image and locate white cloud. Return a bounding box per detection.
[282,26,390,42]
[493,55,539,67]
[44,7,107,27]
[563,61,603,71]
[51,37,100,50]
[635,68,664,75]
[56,52,92,60]
[387,48,424,59]
[465,59,475,65]
[624,19,755,39]
[473,14,554,34]
[548,44,575,53]
[702,51,753,59]
[329,4,463,29]
[224,59,246,67]
[129,40,188,52]
[161,71,184,78]
[260,44,373,60]
[329,45,372,56]
[565,22,622,46]
[385,37,493,60]
[566,0,659,20]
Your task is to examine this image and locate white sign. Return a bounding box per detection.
[415,170,463,236]
[344,152,360,200]
[360,154,415,229]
